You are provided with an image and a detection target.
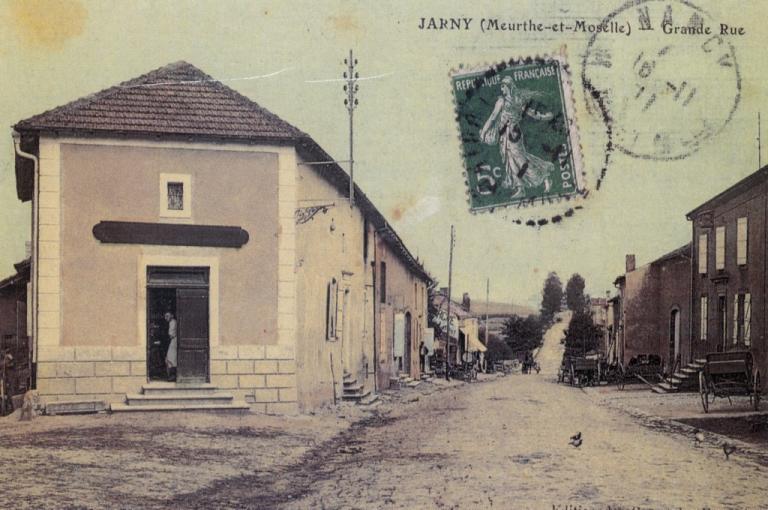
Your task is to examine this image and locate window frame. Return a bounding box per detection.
[700,295,708,341]
[160,173,192,219]
[380,261,387,304]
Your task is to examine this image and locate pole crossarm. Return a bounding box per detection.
[343,49,359,207]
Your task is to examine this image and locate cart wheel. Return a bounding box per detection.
[699,371,709,413]
[754,371,761,411]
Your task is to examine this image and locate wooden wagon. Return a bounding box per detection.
[616,354,665,390]
[558,357,600,387]
[699,351,761,413]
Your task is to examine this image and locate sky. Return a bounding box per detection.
[0,0,766,309]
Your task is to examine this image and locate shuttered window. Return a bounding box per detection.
[698,233,708,274]
[326,278,338,340]
[737,217,748,265]
[733,292,751,345]
[715,226,725,270]
[700,295,708,341]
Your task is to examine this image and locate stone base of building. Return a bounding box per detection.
[35,344,299,413]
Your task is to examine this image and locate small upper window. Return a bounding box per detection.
[167,182,184,210]
[160,173,191,218]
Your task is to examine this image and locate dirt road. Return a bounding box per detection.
[273,312,768,509]
[3,312,768,508]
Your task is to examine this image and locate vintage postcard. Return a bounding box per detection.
[0,0,767,508]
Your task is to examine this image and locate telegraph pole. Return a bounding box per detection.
[485,277,490,347]
[445,225,455,380]
[343,50,359,207]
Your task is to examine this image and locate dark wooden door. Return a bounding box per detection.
[176,288,209,383]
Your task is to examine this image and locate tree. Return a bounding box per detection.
[563,309,601,357]
[503,314,544,355]
[427,279,443,338]
[540,272,563,320]
[485,333,513,364]
[565,273,587,312]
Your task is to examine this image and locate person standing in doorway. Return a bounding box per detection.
[164,312,178,382]
[419,341,428,373]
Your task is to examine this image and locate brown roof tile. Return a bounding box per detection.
[14,61,306,141]
[13,62,433,284]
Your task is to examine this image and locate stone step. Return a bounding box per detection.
[141,382,218,395]
[668,376,683,384]
[46,400,108,416]
[342,390,370,402]
[406,380,421,388]
[657,382,676,391]
[681,367,699,374]
[111,401,250,413]
[652,385,668,394]
[125,393,235,406]
[343,383,364,394]
[358,393,380,406]
[694,359,707,365]
[343,378,359,387]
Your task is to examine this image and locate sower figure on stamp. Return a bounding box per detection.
[164,311,178,382]
[479,76,555,197]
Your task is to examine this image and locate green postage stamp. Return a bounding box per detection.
[451,55,585,212]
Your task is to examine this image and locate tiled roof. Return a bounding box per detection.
[651,243,691,265]
[686,165,768,219]
[14,61,306,141]
[13,62,432,283]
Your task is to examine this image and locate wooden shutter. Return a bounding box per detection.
[737,217,748,265]
[394,313,405,358]
[326,278,338,341]
[732,294,738,344]
[744,293,751,346]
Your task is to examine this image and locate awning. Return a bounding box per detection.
[461,327,487,352]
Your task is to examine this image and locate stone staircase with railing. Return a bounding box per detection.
[111,382,250,413]
[342,370,379,406]
[652,358,707,394]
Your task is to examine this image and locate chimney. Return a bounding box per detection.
[462,292,471,311]
[625,254,636,273]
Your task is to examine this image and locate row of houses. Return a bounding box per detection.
[602,165,768,383]
[3,61,435,414]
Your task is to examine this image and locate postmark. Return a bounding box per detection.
[451,54,586,213]
[583,0,741,161]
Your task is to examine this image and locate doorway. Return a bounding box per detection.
[669,309,680,369]
[147,267,210,383]
[403,312,412,376]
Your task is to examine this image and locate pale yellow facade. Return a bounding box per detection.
[27,135,430,413]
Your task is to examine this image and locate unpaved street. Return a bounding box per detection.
[273,313,768,509]
[2,314,768,509]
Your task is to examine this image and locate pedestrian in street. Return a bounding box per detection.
[164,311,178,382]
[419,341,428,373]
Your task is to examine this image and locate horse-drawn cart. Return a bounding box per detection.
[558,357,600,387]
[698,351,761,413]
[617,354,665,390]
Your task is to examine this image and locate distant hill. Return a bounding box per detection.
[471,301,536,318]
